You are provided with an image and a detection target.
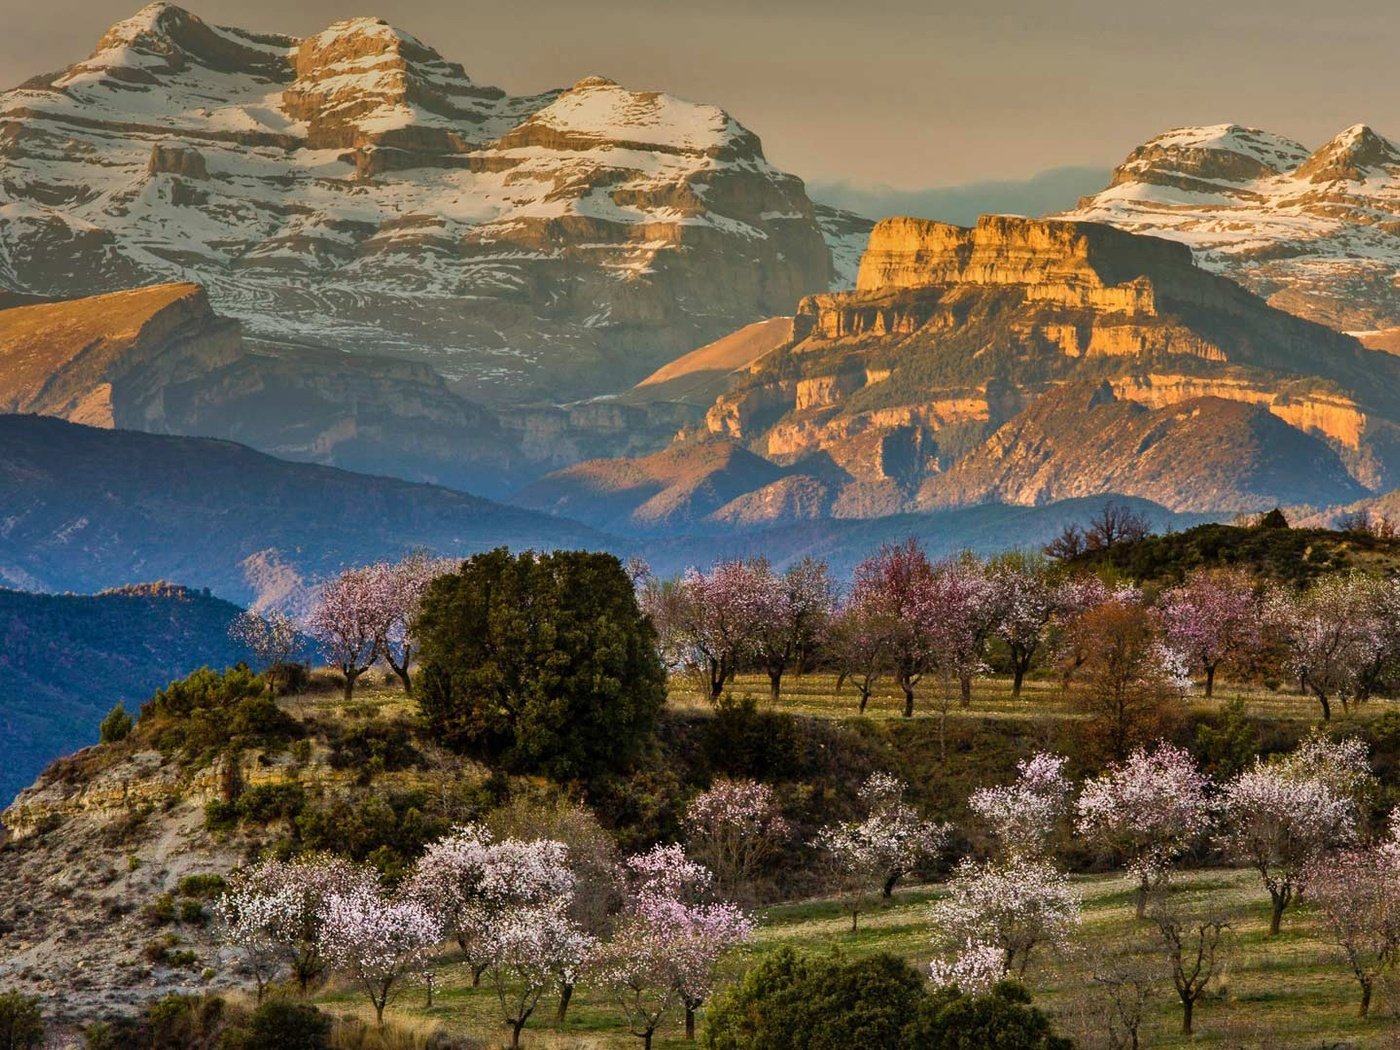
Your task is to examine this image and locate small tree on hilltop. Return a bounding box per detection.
[1157,568,1260,698]
[415,548,666,783]
[1076,743,1211,918]
[813,772,950,928]
[229,608,302,695]
[305,566,382,702]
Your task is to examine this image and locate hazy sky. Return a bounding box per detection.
[4,0,1399,189]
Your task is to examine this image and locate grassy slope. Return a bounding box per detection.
[299,671,1400,1049]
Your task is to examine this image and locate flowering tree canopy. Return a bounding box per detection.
[968,752,1071,862]
[989,553,1060,698]
[1076,742,1211,915]
[813,772,950,925]
[227,609,301,693]
[305,565,384,701]
[371,551,450,694]
[486,901,594,1048]
[1217,752,1360,934]
[1302,845,1400,1017]
[216,855,375,994]
[683,778,790,899]
[1157,568,1260,697]
[320,882,442,1026]
[929,858,1081,980]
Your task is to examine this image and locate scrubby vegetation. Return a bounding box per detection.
[22,523,1400,1047]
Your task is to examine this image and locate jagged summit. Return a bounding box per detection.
[1067,121,1400,333]
[0,4,864,399]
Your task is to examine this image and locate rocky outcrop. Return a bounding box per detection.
[1068,123,1400,332]
[0,3,864,402]
[532,213,1400,529]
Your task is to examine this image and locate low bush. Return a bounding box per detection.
[0,992,43,1050]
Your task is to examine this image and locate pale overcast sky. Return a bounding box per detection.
[3,0,1398,190]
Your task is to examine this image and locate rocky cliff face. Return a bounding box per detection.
[1066,123,1400,335]
[0,3,862,402]
[521,214,1400,525]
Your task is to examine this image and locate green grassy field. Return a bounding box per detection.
[303,670,1400,1049]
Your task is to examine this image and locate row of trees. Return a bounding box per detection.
[214,729,1386,1041]
[644,542,1400,729]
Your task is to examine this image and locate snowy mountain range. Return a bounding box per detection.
[0,3,865,401]
[1068,123,1400,340]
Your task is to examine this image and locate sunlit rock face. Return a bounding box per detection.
[0,3,862,402]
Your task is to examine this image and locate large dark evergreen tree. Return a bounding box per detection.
[414,548,666,783]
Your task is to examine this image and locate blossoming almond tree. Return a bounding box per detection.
[989,553,1060,698]
[813,772,950,928]
[305,565,384,701]
[320,883,443,1027]
[216,855,375,995]
[486,902,594,1049]
[683,778,790,900]
[597,844,753,1045]
[1076,743,1211,917]
[851,540,938,718]
[1157,569,1260,697]
[929,858,1081,980]
[751,556,837,702]
[227,609,301,695]
[1302,846,1400,1016]
[968,752,1071,862]
[402,825,575,987]
[1217,757,1359,934]
[372,552,451,694]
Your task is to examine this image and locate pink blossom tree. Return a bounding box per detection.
[305,565,384,701]
[372,552,451,694]
[828,587,893,714]
[916,557,999,758]
[752,557,837,701]
[659,560,771,700]
[228,608,301,695]
[1075,743,1211,917]
[813,772,950,928]
[595,845,753,1045]
[851,540,938,718]
[1264,574,1395,720]
[968,752,1072,862]
[320,882,442,1026]
[683,778,790,900]
[1217,754,1359,934]
[929,858,1081,980]
[1048,575,1114,688]
[989,553,1060,698]
[1157,568,1260,697]
[216,855,375,995]
[1302,846,1400,1016]
[402,825,575,988]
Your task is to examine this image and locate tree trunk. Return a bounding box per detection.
[1181,996,1193,1036]
[511,1018,526,1048]
[1012,661,1026,698]
[1361,978,1373,1018]
[1269,891,1287,936]
[1205,663,1216,699]
[858,686,870,714]
[1316,691,1332,722]
[902,682,915,718]
[883,872,900,898]
[851,907,859,932]
[390,660,412,695]
[375,999,386,1028]
[642,1032,653,1050]
[342,670,356,702]
[1135,878,1148,920]
[557,982,574,1024]
[685,1004,696,1041]
[471,962,486,987]
[768,669,782,703]
[959,673,972,706]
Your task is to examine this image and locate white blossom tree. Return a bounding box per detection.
[1217,753,1360,934]
[989,553,1060,698]
[372,552,451,694]
[929,858,1081,980]
[1076,743,1211,917]
[1302,846,1400,1017]
[320,883,442,1026]
[228,609,302,695]
[216,855,375,995]
[968,752,1072,862]
[485,901,594,1048]
[813,772,950,928]
[1156,568,1260,697]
